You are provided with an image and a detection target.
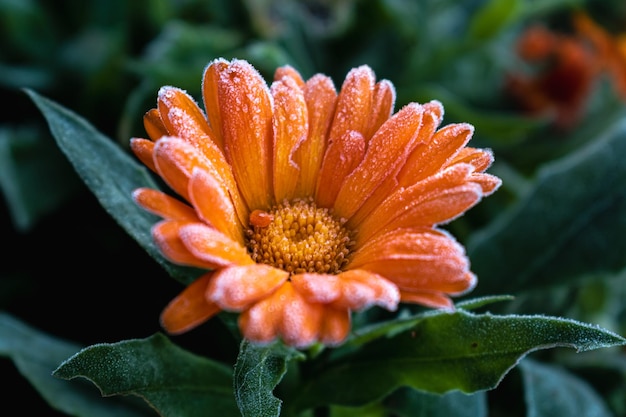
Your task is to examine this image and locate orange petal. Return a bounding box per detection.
[353,229,476,295]
[157,86,215,147]
[143,108,168,141]
[207,264,288,310]
[179,223,253,268]
[333,269,399,311]
[152,220,221,269]
[130,138,156,173]
[363,79,395,141]
[333,103,425,220]
[399,122,475,186]
[319,307,351,346]
[202,58,229,151]
[354,163,477,243]
[291,273,342,303]
[273,65,305,87]
[160,273,221,334]
[447,147,494,172]
[216,59,274,209]
[328,65,374,143]
[399,290,455,310]
[315,131,365,208]
[271,75,308,202]
[153,137,210,201]
[470,172,502,195]
[132,188,198,221]
[296,74,337,197]
[188,168,243,244]
[238,282,323,347]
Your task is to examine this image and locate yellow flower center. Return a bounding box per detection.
[245,199,354,275]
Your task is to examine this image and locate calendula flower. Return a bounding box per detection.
[131,59,501,348]
[505,24,598,129]
[573,11,626,99]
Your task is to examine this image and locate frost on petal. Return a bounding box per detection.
[133,188,198,221]
[399,123,475,186]
[201,58,230,150]
[188,168,243,244]
[160,273,221,335]
[217,59,274,210]
[238,282,323,348]
[319,307,351,346]
[291,273,342,303]
[328,65,375,143]
[273,65,305,88]
[152,220,221,269]
[294,74,338,197]
[271,75,308,202]
[130,138,156,173]
[179,223,253,268]
[157,86,215,147]
[143,108,168,141]
[354,163,478,243]
[153,137,212,201]
[315,130,365,208]
[334,103,424,220]
[206,264,288,310]
[364,79,396,141]
[334,269,399,311]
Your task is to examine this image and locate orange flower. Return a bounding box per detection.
[131,59,501,348]
[573,11,626,99]
[505,24,598,129]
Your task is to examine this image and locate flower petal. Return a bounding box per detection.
[291,273,342,303]
[130,138,156,173]
[328,65,374,142]
[398,122,475,186]
[157,86,215,146]
[319,307,351,346]
[355,163,479,243]
[157,89,250,225]
[315,130,366,208]
[143,108,168,141]
[160,273,221,335]
[353,229,476,295]
[216,59,274,209]
[188,168,243,244]
[271,74,308,202]
[364,79,396,141]
[152,220,221,269]
[334,103,425,220]
[296,74,337,197]
[133,188,198,221]
[179,223,253,268]
[238,282,323,348]
[273,65,305,87]
[202,58,229,150]
[333,269,399,311]
[207,264,288,310]
[399,290,455,310]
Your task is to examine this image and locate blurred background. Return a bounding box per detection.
[1,0,625,415]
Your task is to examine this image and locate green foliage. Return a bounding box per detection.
[2,0,626,416]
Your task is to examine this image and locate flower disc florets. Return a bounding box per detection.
[246,199,354,275]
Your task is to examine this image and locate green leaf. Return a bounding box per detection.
[384,388,487,417]
[53,333,240,417]
[288,310,625,412]
[233,339,305,417]
[25,88,201,284]
[468,118,626,295]
[519,359,614,417]
[0,126,81,231]
[0,312,151,417]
